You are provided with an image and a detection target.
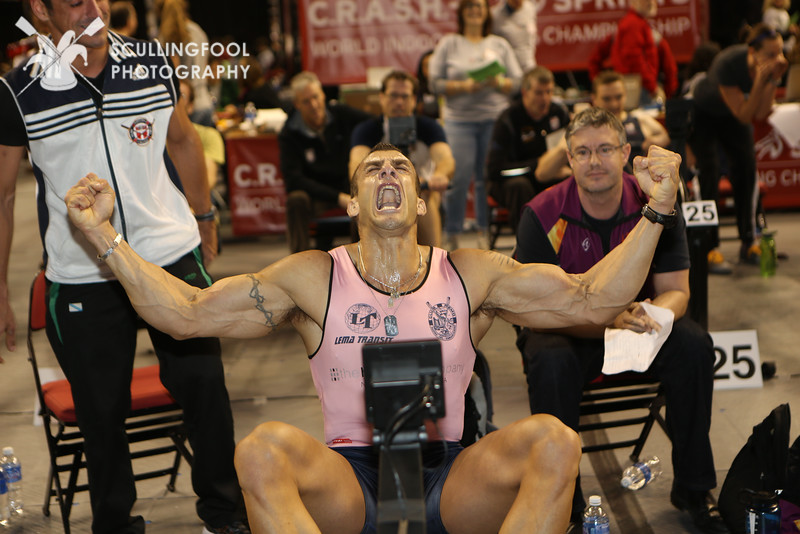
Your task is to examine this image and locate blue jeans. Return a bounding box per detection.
[444,118,495,234]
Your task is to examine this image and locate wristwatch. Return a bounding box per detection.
[641,204,678,228]
[194,206,218,222]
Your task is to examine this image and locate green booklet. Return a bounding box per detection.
[468,60,506,82]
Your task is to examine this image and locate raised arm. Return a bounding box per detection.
[64,174,324,342]
[460,146,681,330]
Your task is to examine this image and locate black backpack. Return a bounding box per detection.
[718,403,800,533]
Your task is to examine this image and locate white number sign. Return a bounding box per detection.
[710,330,763,390]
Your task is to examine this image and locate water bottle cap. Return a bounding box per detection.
[621,476,632,488]
[589,495,602,506]
[1,447,12,456]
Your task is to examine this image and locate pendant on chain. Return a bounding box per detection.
[389,290,400,307]
[384,315,399,337]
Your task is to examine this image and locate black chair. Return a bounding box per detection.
[578,371,668,461]
[26,269,193,533]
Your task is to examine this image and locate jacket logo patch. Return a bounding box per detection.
[123,117,154,146]
[582,237,591,252]
[427,297,457,341]
[345,303,380,333]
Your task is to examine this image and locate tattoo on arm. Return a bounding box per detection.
[247,274,277,327]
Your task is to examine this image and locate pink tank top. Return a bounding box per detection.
[310,246,477,447]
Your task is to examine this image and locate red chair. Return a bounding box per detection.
[487,195,512,250]
[27,270,193,533]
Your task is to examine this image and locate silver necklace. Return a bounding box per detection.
[357,242,423,306]
[357,242,424,337]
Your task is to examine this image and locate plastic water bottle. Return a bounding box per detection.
[0,448,22,517]
[760,232,777,277]
[621,455,662,490]
[0,465,9,527]
[244,101,257,128]
[742,489,781,534]
[582,495,610,534]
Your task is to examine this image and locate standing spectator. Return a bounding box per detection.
[516,108,726,534]
[689,24,787,270]
[591,70,670,170]
[429,0,522,250]
[157,0,215,126]
[491,0,538,73]
[601,0,678,103]
[279,71,373,253]
[0,1,247,533]
[486,66,570,232]
[349,70,455,248]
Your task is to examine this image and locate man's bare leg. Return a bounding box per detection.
[440,414,580,533]
[235,421,367,534]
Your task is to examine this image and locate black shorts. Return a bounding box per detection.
[332,441,463,534]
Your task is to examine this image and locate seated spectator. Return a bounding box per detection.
[110,0,138,37]
[486,66,570,232]
[279,71,373,252]
[349,70,454,247]
[591,70,670,171]
[238,55,284,111]
[515,107,728,534]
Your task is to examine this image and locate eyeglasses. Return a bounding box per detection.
[386,93,413,101]
[465,2,485,9]
[570,144,623,163]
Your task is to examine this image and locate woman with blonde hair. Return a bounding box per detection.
[157,0,215,126]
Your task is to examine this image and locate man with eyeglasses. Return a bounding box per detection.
[349,70,454,247]
[515,108,727,534]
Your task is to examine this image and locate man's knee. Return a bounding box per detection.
[663,319,715,374]
[518,415,581,478]
[235,421,298,490]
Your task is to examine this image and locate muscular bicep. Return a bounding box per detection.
[188,270,299,339]
[185,251,330,340]
[454,249,590,330]
[486,261,591,328]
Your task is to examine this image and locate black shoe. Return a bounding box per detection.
[670,486,731,534]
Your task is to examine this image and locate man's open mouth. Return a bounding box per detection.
[376,183,401,210]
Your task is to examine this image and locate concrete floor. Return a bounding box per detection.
[1,164,799,533]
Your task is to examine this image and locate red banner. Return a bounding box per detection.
[754,117,800,210]
[537,0,705,71]
[298,0,706,86]
[225,134,287,236]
